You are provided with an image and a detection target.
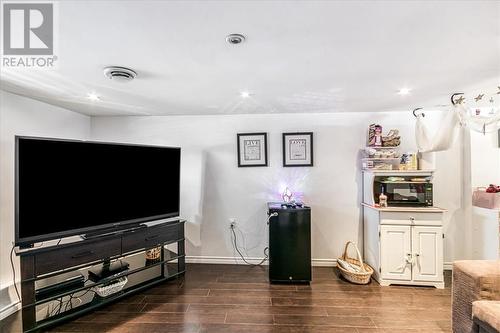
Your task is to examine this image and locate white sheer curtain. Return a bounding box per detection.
[415,109,460,153]
[415,101,500,153]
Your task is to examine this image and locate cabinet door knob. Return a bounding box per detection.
[409,217,415,222]
[405,253,413,264]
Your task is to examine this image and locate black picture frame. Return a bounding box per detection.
[237,132,268,167]
[282,132,314,167]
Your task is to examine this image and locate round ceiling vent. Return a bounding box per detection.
[103,66,137,82]
[226,33,246,45]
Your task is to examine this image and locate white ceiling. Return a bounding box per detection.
[1,0,499,116]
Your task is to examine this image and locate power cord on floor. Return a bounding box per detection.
[230,224,268,266]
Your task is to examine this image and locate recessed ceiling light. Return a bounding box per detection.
[226,34,246,45]
[240,91,251,98]
[398,88,411,95]
[87,92,100,101]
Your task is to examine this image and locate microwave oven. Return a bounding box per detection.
[374,181,433,207]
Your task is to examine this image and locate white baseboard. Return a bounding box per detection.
[0,284,20,320]
[185,256,337,267]
[0,301,20,321]
[311,258,337,267]
[185,256,451,270]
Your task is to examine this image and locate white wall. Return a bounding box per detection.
[91,111,464,266]
[469,130,500,259]
[0,91,90,309]
[470,130,500,188]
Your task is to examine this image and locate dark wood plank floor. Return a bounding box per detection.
[1,264,452,333]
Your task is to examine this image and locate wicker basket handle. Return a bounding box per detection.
[342,241,367,273]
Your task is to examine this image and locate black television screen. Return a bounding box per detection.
[15,137,181,246]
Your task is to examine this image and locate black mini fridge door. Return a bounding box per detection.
[268,203,311,283]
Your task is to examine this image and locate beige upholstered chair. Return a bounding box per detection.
[472,301,500,333]
[452,260,500,333]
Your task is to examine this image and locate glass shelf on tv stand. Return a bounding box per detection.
[32,247,181,306]
[30,247,184,324]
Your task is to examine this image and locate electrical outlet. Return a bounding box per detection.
[229,218,236,228]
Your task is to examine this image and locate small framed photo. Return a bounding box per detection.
[237,133,268,167]
[282,132,313,167]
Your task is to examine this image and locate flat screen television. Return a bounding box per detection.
[15,136,181,246]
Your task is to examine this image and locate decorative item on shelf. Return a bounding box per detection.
[362,159,375,170]
[399,152,418,170]
[381,129,401,147]
[379,189,388,208]
[486,184,500,193]
[368,124,383,147]
[368,124,401,147]
[473,185,500,210]
[364,147,399,159]
[282,187,293,203]
[362,160,397,170]
[337,241,374,285]
[145,246,162,262]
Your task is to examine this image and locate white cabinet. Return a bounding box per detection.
[412,226,443,283]
[363,205,445,288]
[380,225,412,281]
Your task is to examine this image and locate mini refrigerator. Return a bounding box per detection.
[267,202,311,283]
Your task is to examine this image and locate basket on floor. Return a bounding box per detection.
[337,241,373,285]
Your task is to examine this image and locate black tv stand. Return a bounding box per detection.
[15,219,185,333]
[82,223,146,240]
